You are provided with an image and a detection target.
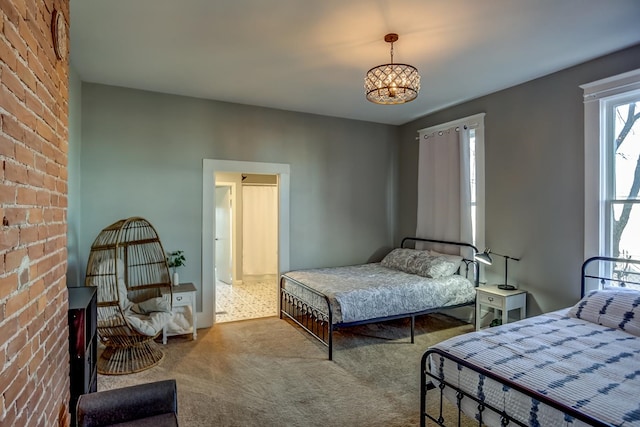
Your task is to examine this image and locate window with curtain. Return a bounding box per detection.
[416,113,485,256]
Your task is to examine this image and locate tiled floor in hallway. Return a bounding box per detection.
[215,275,278,323]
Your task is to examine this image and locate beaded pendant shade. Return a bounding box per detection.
[365,33,421,105]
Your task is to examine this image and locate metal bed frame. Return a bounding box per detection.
[279,237,480,360]
[420,256,640,427]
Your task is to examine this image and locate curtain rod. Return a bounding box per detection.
[414,112,486,141]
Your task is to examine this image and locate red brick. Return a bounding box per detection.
[0,183,16,204]
[3,368,28,410]
[5,247,27,271]
[14,143,34,167]
[16,187,37,205]
[0,34,18,72]
[0,405,17,427]
[27,242,44,259]
[7,331,26,358]
[2,113,26,142]
[0,228,19,251]
[0,317,19,348]
[24,129,43,152]
[28,169,44,187]
[35,119,54,141]
[0,133,16,157]
[0,0,22,25]
[0,87,37,131]
[35,80,55,112]
[35,189,50,206]
[25,90,44,119]
[16,60,36,93]
[0,273,18,300]
[4,19,28,61]
[19,224,38,244]
[27,208,43,224]
[18,18,38,55]
[4,160,28,184]
[2,64,26,101]
[4,207,27,225]
[5,290,29,317]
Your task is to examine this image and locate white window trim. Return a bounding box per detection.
[416,112,486,253]
[581,68,640,260]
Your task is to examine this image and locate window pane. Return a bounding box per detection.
[612,202,640,259]
[613,101,640,200]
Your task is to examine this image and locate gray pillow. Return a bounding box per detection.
[381,248,462,278]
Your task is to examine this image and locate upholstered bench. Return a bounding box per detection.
[76,379,178,426]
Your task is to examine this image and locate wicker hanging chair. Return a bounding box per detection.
[85,217,173,375]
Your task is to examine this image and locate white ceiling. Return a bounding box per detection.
[70,0,640,126]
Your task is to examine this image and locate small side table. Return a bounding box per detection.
[162,282,197,344]
[475,285,527,331]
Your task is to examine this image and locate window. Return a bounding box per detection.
[604,93,640,259]
[583,69,640,259]
[416,113,485,252]
[583,69,640,289]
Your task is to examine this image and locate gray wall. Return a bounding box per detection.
[398,44,640,315]
[70,43,640,319]
[77,83,398,309]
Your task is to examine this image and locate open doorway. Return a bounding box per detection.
[201,159,290,329]
[215,173,279,323]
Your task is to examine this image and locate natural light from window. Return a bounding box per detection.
[608,98,640,260]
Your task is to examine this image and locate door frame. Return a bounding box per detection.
[202,159,290,328]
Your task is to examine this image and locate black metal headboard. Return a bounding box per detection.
[400,237,480,287]
[581,256,640,297]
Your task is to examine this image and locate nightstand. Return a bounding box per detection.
[475,285,527,331]
[162,282,197,344]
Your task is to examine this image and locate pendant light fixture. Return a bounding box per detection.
[365,33,421,105]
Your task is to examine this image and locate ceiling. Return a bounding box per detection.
[70,0,640,126]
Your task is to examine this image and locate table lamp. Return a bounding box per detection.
[474,248,520,290]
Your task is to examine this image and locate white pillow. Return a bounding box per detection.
[125,311,172,336]
[567,288,640,336]
[130,297,171,315]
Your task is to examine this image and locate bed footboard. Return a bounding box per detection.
[280,275,334,359]
[420,348,610,427]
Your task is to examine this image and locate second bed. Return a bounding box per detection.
[280,237,479,359]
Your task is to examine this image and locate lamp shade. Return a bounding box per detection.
[364,33,420,105]
[365,63,420,104]
[475,249,493,265]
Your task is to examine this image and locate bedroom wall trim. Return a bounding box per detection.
[202,159,291,328]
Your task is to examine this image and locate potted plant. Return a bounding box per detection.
[167,250,186,286]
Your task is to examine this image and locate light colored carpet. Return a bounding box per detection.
[98,313,474,427]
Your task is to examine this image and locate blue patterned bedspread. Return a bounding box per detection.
[429,309,640,426]
[283,263,475,324]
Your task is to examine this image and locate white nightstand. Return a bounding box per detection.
[475,285,527,331]
[162,282,197,344]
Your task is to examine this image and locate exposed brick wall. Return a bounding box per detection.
[0,0,70,426]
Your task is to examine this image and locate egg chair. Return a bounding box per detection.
[85,217,173,375]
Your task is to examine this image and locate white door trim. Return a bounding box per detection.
[201,159,290,328]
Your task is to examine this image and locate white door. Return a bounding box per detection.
[215,186,232,284]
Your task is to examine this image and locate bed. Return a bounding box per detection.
[420,256,640,427]
[280,237,480,360]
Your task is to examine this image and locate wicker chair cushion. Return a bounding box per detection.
[125,310,172,336]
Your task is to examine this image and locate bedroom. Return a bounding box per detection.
[2,0,640,425]
[67,2,640,325]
